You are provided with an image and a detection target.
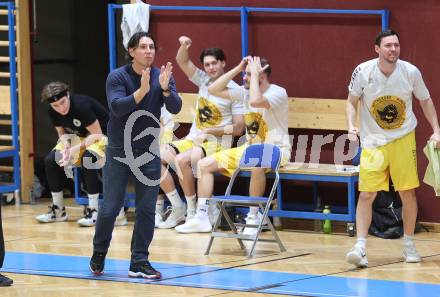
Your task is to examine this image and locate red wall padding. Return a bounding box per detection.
[137,0,440,223]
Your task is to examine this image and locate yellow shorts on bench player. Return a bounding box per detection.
[169,138,224,157]
[211,144,290,177]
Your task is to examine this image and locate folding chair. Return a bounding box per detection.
[205,143,286,257]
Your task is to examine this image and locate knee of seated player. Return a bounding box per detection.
[82,150,104,170]
[175,152,191,169]
[251,167,266,176]
[45,150,58,167]
[197,157,218,175]
[160,144,175,165]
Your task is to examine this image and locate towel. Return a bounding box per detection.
[121,1,151,49]
[423,140,440,196]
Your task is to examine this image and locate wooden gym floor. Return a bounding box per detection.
[1,199,440,296]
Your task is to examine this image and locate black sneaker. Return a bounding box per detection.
[0,273,13,286]
[128,260,162,279]
[89,251,106,276]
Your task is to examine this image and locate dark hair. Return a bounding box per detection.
[126,32,157,61]
[41,81,69,102]
[199,48,226,64]
[375,28,399,46]
[260,58,271,77]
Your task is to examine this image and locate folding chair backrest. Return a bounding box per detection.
[239,144,281,171]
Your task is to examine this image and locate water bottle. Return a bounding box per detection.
[314,200,323,232]
[323,205,332,234]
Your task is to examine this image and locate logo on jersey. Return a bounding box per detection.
[195,97,222,129]
[73,118,82,127]
[370,95,406,130]
[245,112,268,143]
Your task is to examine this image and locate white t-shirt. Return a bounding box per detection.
[186,69,243,147]
[160,106,175,144]
[229,84,291,155]
[349,58,430,148]
[160,106,174,130]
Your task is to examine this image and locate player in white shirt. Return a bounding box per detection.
[159,36,244,229]
[346,29,440,268]
[175,56,291,234]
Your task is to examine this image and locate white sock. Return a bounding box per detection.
[117,207,126,217]
[185,194,197,210]
[404,234,414,246]
[165,189,184,208]
[156,194,165,214]
[249,207,259,216]
[51,191,64,209]
[356,237,366,249]
[197,198,209,217]
[88,193,99,210]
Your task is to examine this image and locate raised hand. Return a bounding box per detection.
[430,133,440,148]
[248,56,268,75]
[159,62,173,91]
[58,147,72,167]
[140,67,151,94]
[178,36,192,49]
[348,127,360,142]
[238,56,251,71]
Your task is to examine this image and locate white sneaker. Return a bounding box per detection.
[158,205,186,229]
[242,212,264,236]
[404,243,421,263]
[175,215,212,233]
[77,208,98,227]
[346,244,368,268]
[155,204,165,228]
[155,212,164,228]
[208,202,220,226]
[36,205,68,223]
[114,209,128,226]
[186,208,196,223]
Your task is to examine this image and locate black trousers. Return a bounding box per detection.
[45,150,101,195]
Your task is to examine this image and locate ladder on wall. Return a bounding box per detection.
[0,2,20,200]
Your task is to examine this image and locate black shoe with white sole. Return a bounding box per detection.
[0,273,13,286]
[89,251,106,275]
[128,260,162,279]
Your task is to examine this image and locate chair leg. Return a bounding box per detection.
[267,217,286,252]
[205,202,225,255]
[248,219,264,258]
[205,235,214,255]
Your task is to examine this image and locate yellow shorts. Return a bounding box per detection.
[359,131,419,192]
[211,144,290,177]
[54,136,107,166]
[169,139,224,157]
[159,129,174,145]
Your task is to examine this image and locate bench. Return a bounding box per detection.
[74,93,358,234]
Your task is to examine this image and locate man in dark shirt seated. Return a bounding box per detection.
[36,81,111,227]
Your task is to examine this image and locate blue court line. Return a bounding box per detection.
[2,252,439,296]
[261,276,440,297]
